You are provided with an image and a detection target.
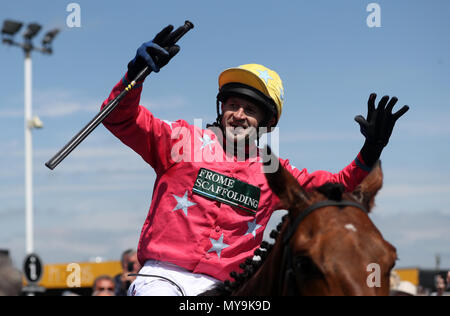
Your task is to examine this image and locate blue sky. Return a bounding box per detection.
[1,0,449,270]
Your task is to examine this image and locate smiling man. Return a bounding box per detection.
[100,25,408,296]
[222,96,262,143]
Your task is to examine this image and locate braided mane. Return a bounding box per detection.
[201,214,289,296]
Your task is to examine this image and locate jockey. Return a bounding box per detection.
[101,25,409,296]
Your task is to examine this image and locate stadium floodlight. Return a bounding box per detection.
[42,28,59,46]
[41,28,60,54]
[1,20,23,36]
[29,116,44,129]
[23,23,42,40]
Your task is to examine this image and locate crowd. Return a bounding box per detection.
[429,273,450,296]
[0,248,141,296]
[0,250,23,296]
[390,270,450,296]
[91,249,141,296]
[1,248,450,296]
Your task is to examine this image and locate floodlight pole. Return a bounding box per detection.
[2,20,58,256]
[24,50,34,255]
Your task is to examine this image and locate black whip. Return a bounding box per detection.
[45,21,194,170]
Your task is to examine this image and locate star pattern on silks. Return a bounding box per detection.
[254,139,265,150]
[172,191,196,216]
[199,133,215,152]
[257,69,273,84]
[279,87,285,102]
[245,219,262,239]
[163,120,175,130]
[208,233,230,259]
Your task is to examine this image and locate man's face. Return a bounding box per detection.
[94,279,115,296]
[127,252,140,273]
[435,275,445,290]
[123,252,140,275]
[221,96,265,144]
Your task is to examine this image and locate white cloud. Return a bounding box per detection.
[34,90,99,118]
[33,144,131,160]
[0,88,192,124]
[141,96,188,111]
[400,108,450,137]
[381,184,450,197]
[372,210,450,268]
[0,109,23,118]
[32,92,191,119]
[0,89,99,118]
[281,130,360,142]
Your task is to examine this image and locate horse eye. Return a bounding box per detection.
[294,256,322,278]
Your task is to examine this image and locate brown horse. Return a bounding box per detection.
[202,156,397,296]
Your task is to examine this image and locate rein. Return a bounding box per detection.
[279,200,369,295]
[128,273,186,296]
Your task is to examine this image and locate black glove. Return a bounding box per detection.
[355,93,409,167]
[127,25,181,81]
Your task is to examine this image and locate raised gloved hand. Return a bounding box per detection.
[355,93,409,167]
[127,25,182,81]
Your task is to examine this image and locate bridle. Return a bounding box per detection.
[279,200,369,295]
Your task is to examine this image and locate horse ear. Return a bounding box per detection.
[352,161,383,211]
[263,146,310,209]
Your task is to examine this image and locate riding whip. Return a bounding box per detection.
[45,20,194,170]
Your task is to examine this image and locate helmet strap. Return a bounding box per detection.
[206,99,223,130]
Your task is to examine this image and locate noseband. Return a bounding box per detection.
[279,200,369,295]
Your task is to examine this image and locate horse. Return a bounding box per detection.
[201,155,397,296]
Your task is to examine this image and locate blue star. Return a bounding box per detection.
[208,233,230,259]
[279,87,284,102]
[257,70,273,84]
[172,191,196,216]
[199,133,215,152]
[245,219,262,239]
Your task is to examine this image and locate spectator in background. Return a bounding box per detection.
[92,275,115,296]
[389,271,401,290]
[430,274,446,296]
[0,263,22,296]
[0,250,22,296]
[114,249,141,296]
[447,271,450,291]
[390,281,417,296]
[416,285,430,296]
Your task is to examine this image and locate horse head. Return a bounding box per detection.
[265,156,397,296]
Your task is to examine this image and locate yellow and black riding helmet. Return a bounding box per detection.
[215,64,285,129]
